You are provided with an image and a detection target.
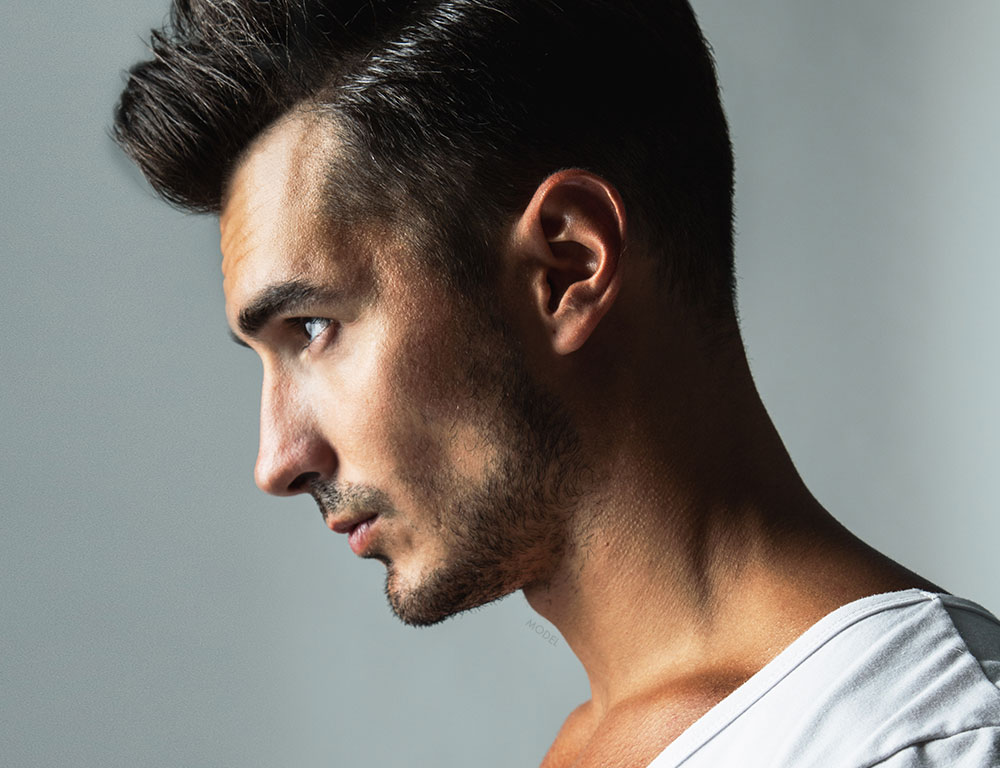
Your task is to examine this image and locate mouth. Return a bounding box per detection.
[346,515,378,555]
[326,510,380,555]
[328,511,377,535]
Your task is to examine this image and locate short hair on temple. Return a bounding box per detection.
[115,0,736,320]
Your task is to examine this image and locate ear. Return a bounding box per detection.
[512,169,626,355]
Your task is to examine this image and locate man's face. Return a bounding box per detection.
[221,116,585,625]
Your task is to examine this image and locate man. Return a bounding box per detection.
[114,1,1000,765]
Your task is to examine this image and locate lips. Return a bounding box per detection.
[328,512,378,535]
[347,516,378,555]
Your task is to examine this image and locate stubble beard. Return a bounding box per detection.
[386,358,587,627]
[311,315,589,627]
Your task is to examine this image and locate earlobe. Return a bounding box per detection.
[515,169,627,355]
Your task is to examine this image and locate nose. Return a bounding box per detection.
[254,370,336,496]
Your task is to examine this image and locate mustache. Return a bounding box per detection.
[310,482,395,524]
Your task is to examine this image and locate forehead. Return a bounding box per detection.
[219,113,368,318]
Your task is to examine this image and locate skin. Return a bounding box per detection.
[222,112,592,627]
[221,111,941,767]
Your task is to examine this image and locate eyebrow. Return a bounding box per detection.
[230,279,345,346]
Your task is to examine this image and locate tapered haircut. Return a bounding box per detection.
[115,0,736,318]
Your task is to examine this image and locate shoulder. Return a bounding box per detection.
[870,726,1000,767]
[649,591,1000,767]
[936,594,1000,689]
[793,592,1000,753]
[539,700,597,768]
[539,681,741,768]
[769,591,1000,763]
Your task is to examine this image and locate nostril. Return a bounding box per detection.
[289,471,320,493]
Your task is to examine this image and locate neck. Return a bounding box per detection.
[522,336,934,717]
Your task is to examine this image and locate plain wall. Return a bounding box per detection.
[2,2,998,765]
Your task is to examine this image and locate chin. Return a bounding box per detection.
[383,559,518,627]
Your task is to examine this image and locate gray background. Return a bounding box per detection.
[2,2,998,766]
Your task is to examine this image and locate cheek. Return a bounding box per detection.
[301,313,459,488]
[379,330,466,487]
[386,327,508,488]
[299,322,394,480]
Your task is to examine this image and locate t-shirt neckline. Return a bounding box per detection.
[646,588,949,767]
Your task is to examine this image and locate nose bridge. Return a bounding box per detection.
[255,364,333,495]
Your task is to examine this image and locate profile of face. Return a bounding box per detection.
[221,115,587,626]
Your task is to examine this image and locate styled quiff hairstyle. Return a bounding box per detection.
[115,0,736,316]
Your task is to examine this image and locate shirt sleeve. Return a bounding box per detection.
[869,727,1000,767]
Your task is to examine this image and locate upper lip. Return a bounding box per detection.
[328,512,378,534]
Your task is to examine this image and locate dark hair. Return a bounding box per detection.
[115,0,736,317]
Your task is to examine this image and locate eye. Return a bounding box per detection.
[289,317,334,349]
[302,318,330,342]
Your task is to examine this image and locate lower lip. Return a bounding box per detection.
[348,517,378,555]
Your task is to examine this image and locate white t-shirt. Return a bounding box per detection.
[647,590,1000,767]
